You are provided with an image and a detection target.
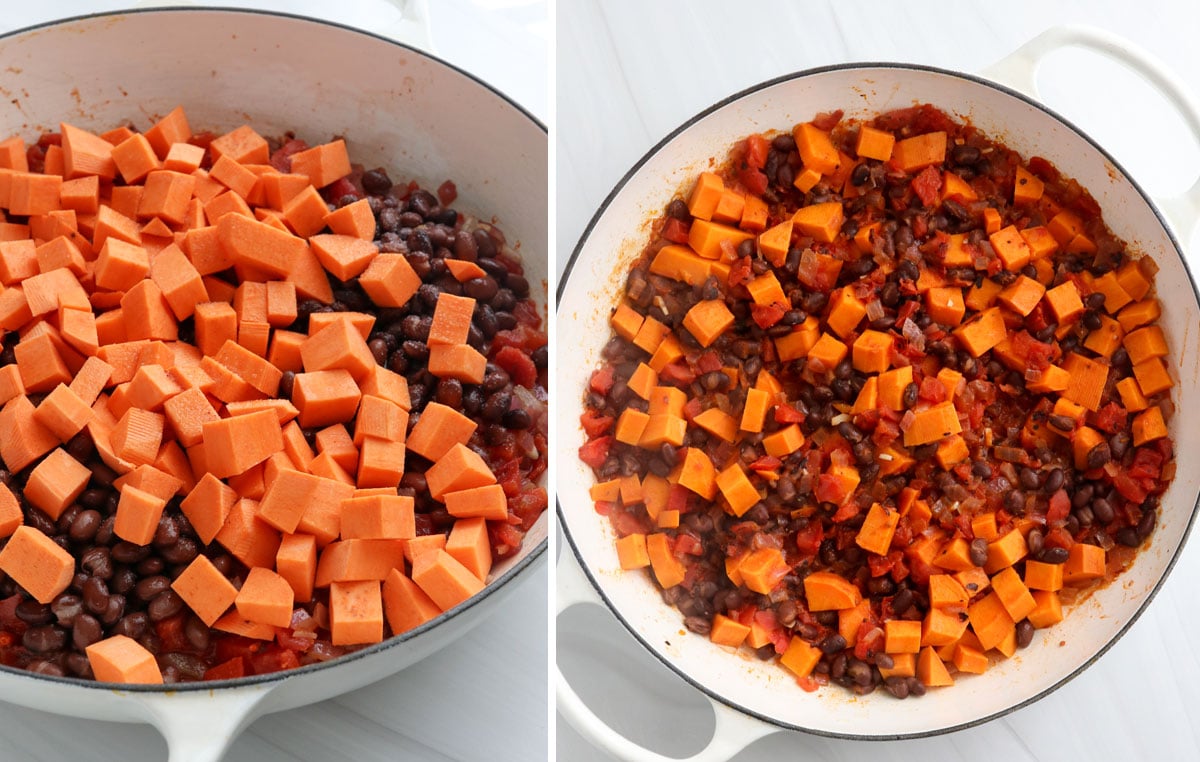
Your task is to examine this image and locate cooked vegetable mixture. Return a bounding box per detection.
[579,104,1174,697]
[0,107,547,683]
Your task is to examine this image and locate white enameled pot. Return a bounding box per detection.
[0,8,547,762]
[556,26,1200,757]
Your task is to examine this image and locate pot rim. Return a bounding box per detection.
[0,5,549,695]
[556,59,1200,740]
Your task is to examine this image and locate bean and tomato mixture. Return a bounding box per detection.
[0,119,547,682]
[579,104,1174,698]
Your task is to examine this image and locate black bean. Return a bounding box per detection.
[1086,442,1111,470]
[160,537,198,565]
[1038,546,1069,564]
[82,577,110,615]
[892,588,915,615]
[99,594,125,626]
[1082,310,1103,331]
[72,613,103,650]
[137,556,165,576]
[148,590,184,622]
[1116,527,1141,547]
[154,516,180,548]
[110,567,137,595]
[463,277,499,303]
[135,575,171,603]
[885,676,910,699]
[951,145,982,165]
[279,371,296,400]
[112,612,148,640]
[1085,292,1106,310]
[1005,489,1026,514]
[111,542,150,564]
[1109,431,1131,460]
[80,547,113,580]
[1093,498,1115,524]
[969,538,989,567]
[1018,468,1041,490]
[482,392,511,422]
[503,408,532,430]
[1138,508,1157,539]
[68,509,102,543]
[361,168,393,195]
[1016,620,1035,649]
[184,615,211,651]
[850,163,871,186]
[1048,415,1076,433]
[902,382,919,409]
[23,625,66,654]
[16,600,54,625]
[51,594,83,627]
[1027,528,1045,556]
[1072,483,1094,510]
[847,660,872,687]
[1044,468,1065,493]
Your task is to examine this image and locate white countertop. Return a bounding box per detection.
[556,1,1200,760]
[0,2,549,761]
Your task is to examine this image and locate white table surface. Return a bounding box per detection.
[556,1,1200,760]
[0,2,549,761]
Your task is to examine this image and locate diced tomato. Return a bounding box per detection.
[667,484,690,513]
[578,436,613,469]
[269,137,309,172]
[662,217,691,244]
[794,522,823,556]
[829,499,861,523]
[155,614,192,653]
[593,499,615,516]
[1091,402,1127,434]
[493,458,522,497]
[658,361,696,385]
[321,177,360,205]
[918,376,947,403]
[579,409,614,438]
[744,134,770,170]
[854,623,884,661]
[868,552,896,578]
[489,522,526,559]
[249,645,301,676]
[214,636,263,665]
[588,366,615,395]
[437,179,458,206]
[696,351,723,374]
[1025,302,1050,333]
[512,300,545,332]
[25,145,45,174]
[903,555,928,586]
[1046,488,1071,527]
[751,302,786,329]
[610,508,647,537]
[752,610,790,654]
[797,675,822,692]
[811,109,844,131]
[494,322,546,352]
[674,533,704,556]
[872,419,900,448]
[1129,447,1163,480]
[494,345,538,388]
[738,167,768,196]
[276,630,316,653]
[682,397,703,422]
[203,656,247,681]
[510,486,548,531]
[1113,470,1149,504]
[911,166,942,207]
[774,404,805,424]
[728,255,754,287]
[1043,527,1075,550]
[1027,156,1061,184]
[747,455,782,472]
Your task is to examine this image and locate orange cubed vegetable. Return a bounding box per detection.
[803,571,862,611]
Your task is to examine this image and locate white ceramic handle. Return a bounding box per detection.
[132,684,277,762]
[981,25,1200,238]
[555,546,774,760]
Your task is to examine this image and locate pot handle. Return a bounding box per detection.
[556,546,775,760]
[980,25,1200,238]
[129,683,278,762]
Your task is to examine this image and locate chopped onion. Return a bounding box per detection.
[901,318,925,352]
[830,412,851,426]
[719,238,737,261]
[899,409,917,432]
[865,299,885,322]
